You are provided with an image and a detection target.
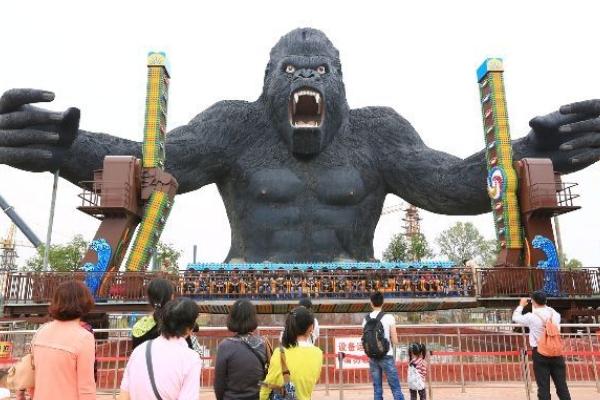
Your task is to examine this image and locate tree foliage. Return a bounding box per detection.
[409,233,434,261]
[558,253,583,270]
[383,233,409,262]
[155,242,183,272]
[25,234,88,272]
[436,222,496,266]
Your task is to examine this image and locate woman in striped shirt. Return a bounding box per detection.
[408,343,427,400]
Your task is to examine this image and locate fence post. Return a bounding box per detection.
[337,352,345,400]
[521,330,533,395]
[426,348,433,400]
[325,329,330,396]
[112,337,119,400]
[457,327,466,393]
[586,326,600,393]
[520,348,531,400]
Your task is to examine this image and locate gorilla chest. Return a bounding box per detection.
[246,166,368,207]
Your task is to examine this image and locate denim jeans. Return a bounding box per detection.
[368,355,405,400]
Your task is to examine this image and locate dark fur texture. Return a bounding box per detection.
[1,28,599,262]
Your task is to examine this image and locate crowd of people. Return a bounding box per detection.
[181,268,475,299]
[2,278,573,400]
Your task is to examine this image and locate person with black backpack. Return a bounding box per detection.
[362,291,405,400]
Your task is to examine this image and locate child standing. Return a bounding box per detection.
[407,343,427,400]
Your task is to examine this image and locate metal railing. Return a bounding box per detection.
[528,182,579,209]
[0,324,598,398]
[479,267,600,297]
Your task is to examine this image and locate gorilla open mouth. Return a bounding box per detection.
[289,88,324,128]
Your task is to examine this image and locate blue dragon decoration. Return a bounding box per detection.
[531,235,560,296]
[82,238,112,296]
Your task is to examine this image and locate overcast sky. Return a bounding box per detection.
[1,1,599,268]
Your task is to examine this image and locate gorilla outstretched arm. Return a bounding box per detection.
[0,89,239,193]
[62,101,240,193]
[373,101,600,215]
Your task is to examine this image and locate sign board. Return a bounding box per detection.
[334,337,369,369]
[0,342,12,359]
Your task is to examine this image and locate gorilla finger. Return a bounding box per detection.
[570,149,600,165]
[0,129,59,146]
[529,112,582,131]
[558,117,600,134]
[560,132,600,150]
[0,89,55,114]
[559,99,600,115]
[0,147,53,164]
[0,109,64,129]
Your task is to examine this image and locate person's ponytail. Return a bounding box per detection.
[281,306,314,348]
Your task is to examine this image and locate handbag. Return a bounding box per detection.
[145,340,163,400]
[407,362,425,391]
[6,329,39,391]
[266,346,296,400]
[6,353,35,391]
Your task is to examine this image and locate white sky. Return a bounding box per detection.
[1,0,599,268]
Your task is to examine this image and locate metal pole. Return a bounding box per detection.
[521,330,533,395]
[0,193,42,247]
[325,330,330,395]
[193,245,197,264]
[520,348,531,400]
[586,326,600,393]
[457,327,466,393]
[553,216,564,267]
[42,170,59,271]
[426,348,434,400]
[337,352,344,400]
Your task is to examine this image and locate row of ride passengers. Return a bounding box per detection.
[181,269,473,295]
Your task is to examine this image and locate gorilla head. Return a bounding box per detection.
[261,28,349,157]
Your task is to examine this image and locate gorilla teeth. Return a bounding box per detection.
[290,88,323,128]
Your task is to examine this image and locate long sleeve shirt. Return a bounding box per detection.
[214,335,267,400]
[410,357,427,380]
[32,320,96,400]
[512,305,561,347]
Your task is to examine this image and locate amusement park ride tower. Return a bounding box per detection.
[77,52,178,296]
[476,58,580,270]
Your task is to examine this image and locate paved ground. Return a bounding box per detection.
[97,385,600,399]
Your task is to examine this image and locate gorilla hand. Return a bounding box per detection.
[526,99,600,174]
[0,88,80,172]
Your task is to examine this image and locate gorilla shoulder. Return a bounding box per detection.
[349,106,422,148]
[189,99,259,128]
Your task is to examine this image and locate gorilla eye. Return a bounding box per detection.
[317,65,327,74]
[285,65,295,74]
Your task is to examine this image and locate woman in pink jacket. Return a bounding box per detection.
[31,280,96,400]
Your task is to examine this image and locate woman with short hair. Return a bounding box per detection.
[31,280,96,399]
[260,306,323,400]
[120,297,201,400]
[214,299,270,400]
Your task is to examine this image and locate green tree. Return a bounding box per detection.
[25,235,88,272]
[436,222,495,265]
[558,253,583,270]
[383,233,409,262]
[154,242,182,273]
[409,233,434,261]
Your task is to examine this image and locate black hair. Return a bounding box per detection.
[147,278,174,322]
[227,299,258,335]
[281,306,314,348]
[408,342,426,359]
[370,291,384,307]
[160,298,200,339]
[298,296,313,310]
[532,290,547,306]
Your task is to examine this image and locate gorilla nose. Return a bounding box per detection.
[293,68,319,81]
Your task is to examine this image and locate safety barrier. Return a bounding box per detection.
[0,323,598,398]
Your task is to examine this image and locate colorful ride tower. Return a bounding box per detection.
[78,52,178,296]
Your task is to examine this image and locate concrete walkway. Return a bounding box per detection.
[97,385,600,399]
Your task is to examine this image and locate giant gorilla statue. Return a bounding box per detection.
[1,28,599,262]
